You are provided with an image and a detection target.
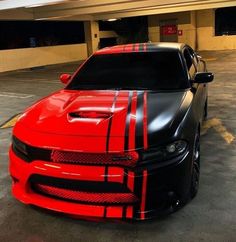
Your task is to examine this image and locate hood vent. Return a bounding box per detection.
[69,111,112,119]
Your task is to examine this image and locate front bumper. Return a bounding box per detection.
[9,146,192,220]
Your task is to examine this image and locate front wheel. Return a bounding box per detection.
[190,131,200,198]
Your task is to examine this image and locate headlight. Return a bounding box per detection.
[139,140,188,164]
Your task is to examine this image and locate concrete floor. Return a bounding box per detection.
[0,51,235,242]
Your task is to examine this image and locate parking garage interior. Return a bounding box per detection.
[0,1,236,241]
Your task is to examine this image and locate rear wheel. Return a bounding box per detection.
[204,98,208,120]
[190,131,200,198]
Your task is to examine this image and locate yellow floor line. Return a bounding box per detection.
[0,114,22,129]
[204,58,217,62]
[202,118,235,144]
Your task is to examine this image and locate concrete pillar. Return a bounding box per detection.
[148,15,160,42]
[84,21,99,56]
[178,11,197,49]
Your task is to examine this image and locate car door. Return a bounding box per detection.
[182,46,206,122]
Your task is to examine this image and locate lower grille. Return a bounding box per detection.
[30,175,139,205]
[34,184,138,204]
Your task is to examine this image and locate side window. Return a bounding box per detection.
[188,47,199,67]
[183,48,196,79]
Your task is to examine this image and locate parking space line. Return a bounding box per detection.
[201,118,235,144]
[0,91,34,98]
[0,113,22,129]
[204,58,217,61]
[0,80,59,84]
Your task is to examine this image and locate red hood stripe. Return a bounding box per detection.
[124,44,133,52]
[143,91,148,150]
[128,91,138,150]
[143,43,147,52]
[140,170,148,220]
[135,43,140,52]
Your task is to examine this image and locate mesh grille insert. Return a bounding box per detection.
[51,150,139,167]
[33,183,138,205]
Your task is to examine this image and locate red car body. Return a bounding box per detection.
[9,43,213,220]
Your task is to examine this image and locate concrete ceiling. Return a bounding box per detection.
[0,0,235,21]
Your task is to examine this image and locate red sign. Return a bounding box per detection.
[161,25,177,35]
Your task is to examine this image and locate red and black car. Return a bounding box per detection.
[9,43,213,220]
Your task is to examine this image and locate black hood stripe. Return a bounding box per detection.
[135,91,144,149]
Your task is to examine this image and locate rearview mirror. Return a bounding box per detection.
[194,72,214,84]
[60,74,71,85]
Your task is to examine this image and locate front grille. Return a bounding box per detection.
[30,175,139,205]
[51,150,138,167]
[13,136,139,167]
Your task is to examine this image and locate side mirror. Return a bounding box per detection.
[194,72,214,84]
[60,74,71,85]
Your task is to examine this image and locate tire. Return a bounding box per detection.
[204,98,208,120]
[190,130,200,199]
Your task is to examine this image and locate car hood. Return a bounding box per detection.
[15,89,193,150]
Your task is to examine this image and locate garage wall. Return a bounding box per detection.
[0,43,88,73]
[148,11,196,49]
[197,9,236,50]
[148,9,236,51]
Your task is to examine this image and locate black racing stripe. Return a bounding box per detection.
[104,206,107,218]
[123,168,128,218]
[135,91,144,149]
[106,91,119,153]
[139,43,144,52]
[122,205,127,219]
[123,168,128,185]
[133,172,143,219]
[104,165,109,182]
[124,91,133,151]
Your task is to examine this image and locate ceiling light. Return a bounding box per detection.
[107,18,118,22]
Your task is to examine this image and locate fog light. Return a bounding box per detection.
[166,144,176,153]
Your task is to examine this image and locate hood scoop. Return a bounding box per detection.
[69,111,113,119]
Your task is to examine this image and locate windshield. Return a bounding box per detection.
[66,51,189,90]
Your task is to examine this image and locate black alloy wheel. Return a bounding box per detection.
[190,131,200,198]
